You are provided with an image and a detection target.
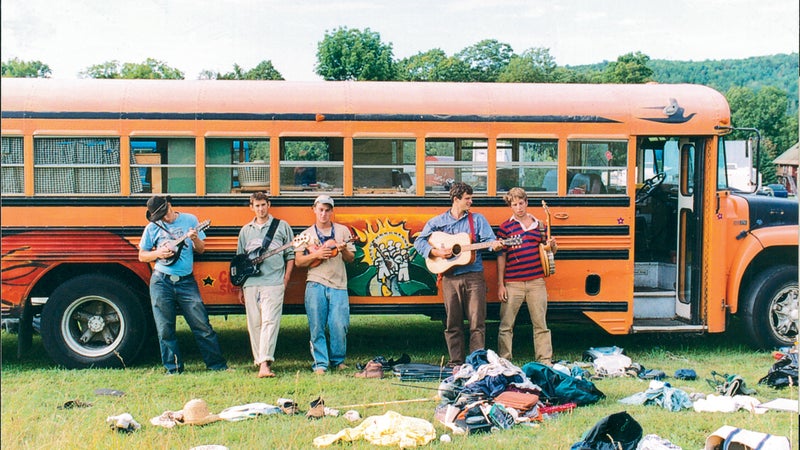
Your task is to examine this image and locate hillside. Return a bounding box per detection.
[569,53,798,113]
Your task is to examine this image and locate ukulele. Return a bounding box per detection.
[425,233,522,274]
[158,220,211,266]
[308,235,357,268]
[229,234,310,286]
[538,201,556,277]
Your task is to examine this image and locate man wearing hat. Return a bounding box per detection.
[139,195,228,374]
[294,195,355,374]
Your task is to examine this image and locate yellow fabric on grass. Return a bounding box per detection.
[313,410,436,448]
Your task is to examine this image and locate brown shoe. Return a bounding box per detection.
[306,396,325,419]
[354,361,384,379]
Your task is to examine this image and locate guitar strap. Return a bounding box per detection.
[467,212,476,243]
[260,218,280,251]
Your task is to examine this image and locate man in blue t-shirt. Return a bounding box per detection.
[139,195,227,374]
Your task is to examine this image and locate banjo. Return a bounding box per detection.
[539,201,556,277]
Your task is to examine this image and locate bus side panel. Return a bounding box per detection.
[1,230,151,313]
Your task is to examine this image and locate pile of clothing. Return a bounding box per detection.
[434,349,603,434]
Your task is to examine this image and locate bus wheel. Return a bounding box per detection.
[41,274,147,369]
[741,265,799,349]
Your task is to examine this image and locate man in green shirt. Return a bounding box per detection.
[237,192,295,378]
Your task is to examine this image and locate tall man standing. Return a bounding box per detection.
[237,192,295,378]
[414,182,503,367]
[294,195,355,374]
[496,187,555,365]
[138,195,227,374]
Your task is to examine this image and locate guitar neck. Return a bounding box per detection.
[252,241,294,264]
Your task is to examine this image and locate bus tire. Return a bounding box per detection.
[741,265,799,350]
[41,274,147,369]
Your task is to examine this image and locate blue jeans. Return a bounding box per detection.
[150,271,227,372]
[304,281,349,371]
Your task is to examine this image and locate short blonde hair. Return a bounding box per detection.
[502,187,527,206]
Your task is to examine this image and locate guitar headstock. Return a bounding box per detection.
[504,235,523,247]
[541,200,550,214]
[293,233,311,247]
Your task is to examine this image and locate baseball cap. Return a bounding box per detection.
[314,195,334,207]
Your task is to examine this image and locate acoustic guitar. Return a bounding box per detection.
[539,201,556,277]
[425,232,522,274]
[229,234,310,286]
[158,219,211,266]
[308,235,358,268]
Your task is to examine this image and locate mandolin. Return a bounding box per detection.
[425,232,522,274]
[308,235,357,268]
[539,201,555,277]
[158,220,211,266]
[229,234,310,286]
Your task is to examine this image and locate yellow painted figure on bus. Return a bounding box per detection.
[496,188,556,365]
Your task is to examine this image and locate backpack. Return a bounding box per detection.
[758,353,798,389]
[570,411,643,450]
[706,371,756,396]
[522,362,605,406]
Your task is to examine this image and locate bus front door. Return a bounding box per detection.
[675,140,702,321]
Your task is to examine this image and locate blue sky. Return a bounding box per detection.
[2,0,797,80]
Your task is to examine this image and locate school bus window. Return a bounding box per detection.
[1,137,24,195]
[353,138,416,194]
[280,137,343,194]
[425,138,488,194]
[131,138,195,194]
[567,140,627,195]
[32,137,132,195]
[206,138,270,194]
[496,139,558,193]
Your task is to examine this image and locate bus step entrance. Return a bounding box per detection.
[631,318,706,333]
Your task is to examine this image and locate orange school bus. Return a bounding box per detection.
[1,78,797,368]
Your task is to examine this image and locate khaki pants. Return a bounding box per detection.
[441,271,487,365]
[498,278,552,364]
[243,284,285,365]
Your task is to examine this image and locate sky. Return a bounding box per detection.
[2,0,798,81]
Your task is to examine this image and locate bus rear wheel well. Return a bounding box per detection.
[21,263,153,361]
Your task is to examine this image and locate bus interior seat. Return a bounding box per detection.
[392,170,413,189]
[541,169,558,191]
[569,173,606,194]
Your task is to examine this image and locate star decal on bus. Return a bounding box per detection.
[202,276,214,286]
[617,217,625,224]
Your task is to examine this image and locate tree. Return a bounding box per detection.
[2,58,52,78]
[727,85,798,184]
[603,51,653,83]
[396,49,471,81]
[81,58,184,79]
[81,61,121,79]
[455,39,514,82]
[498,47,557,83]
[315,27,396,81]
[213,61,284,80]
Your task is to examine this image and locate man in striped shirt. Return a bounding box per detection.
[496,187,557,365]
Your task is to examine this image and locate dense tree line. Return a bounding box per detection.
[3,27,796,169]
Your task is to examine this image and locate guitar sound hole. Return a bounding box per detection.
[451,245,461,256]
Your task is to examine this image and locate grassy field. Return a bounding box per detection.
[1,314,797,449]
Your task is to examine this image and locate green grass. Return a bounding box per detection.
[1,315,797,449]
